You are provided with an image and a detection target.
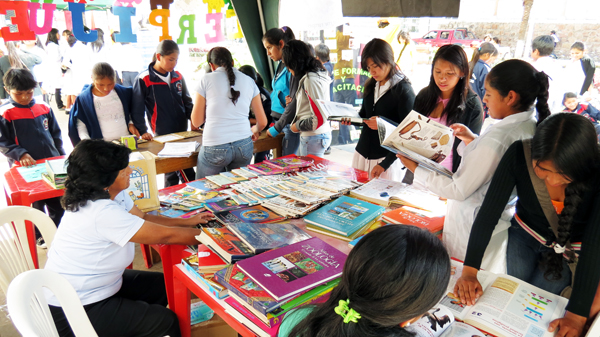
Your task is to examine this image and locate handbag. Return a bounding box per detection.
[522,139,577,298]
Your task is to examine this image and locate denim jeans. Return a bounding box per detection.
[196,137,254,179]
[282,125,300,156]
[506,222,571,295]
[298,133,332,158]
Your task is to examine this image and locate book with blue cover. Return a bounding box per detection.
[303,196,385,237]
[214,205,285,225]
[227,222,311,254]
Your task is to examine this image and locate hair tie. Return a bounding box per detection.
[334,299,361,323]
[281,26,287,32]
[230,85,234,88]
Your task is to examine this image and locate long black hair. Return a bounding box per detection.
[208,46,240,105]
[287,225,450,337]
[90,28,105,53]
[531,113,600,280]
[468,42,497,80]
[486,59,551,125]
[282,40,325,80]
[262,26,295,46]
[360,38,402,97]
[152,39,179,63]
[46,28,59,46]
[61,140,131,212]
[413,45,470,125]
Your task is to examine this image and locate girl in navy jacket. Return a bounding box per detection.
[131,40,195,186]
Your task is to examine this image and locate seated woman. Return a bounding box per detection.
[278,225,450,337]
[45,139,213,337]
[68,62,150,146]
[191,47,267,178]
[455,113,600,337]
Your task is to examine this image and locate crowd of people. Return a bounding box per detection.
[0,24,599,337]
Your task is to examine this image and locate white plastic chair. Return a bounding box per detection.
[0,206,57,294]
[7,269,98,337]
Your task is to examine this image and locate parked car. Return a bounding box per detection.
[413,29,482,49]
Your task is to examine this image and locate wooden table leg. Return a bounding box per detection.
[173,266,192,337]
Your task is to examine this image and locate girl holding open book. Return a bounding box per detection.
[455,113,600,337]
[398,59,547,273]
[277,225,450,337]
[344,38,415,180]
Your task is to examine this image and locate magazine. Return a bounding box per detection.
[378,111,454,178]
[429,260,568,337]
[407,306,485,337]
[317,99,366,125]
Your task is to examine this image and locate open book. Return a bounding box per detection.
[416,259,568,337]
[317,99,366,125]
[378,111,454,178]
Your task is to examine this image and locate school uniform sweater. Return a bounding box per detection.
[0,98,65,164]
[470,59,491,101]
[563,103,600,125]
[68,84,133,146]
[131,63,193,135]
[355,77,416,170]
[464,141,600,317]
[269,62,292,117]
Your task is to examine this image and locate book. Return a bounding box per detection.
[223,297,280,336]
[195,227,253,263]
[262,196,322,218]
[407,306,484,337]
[247,162,286,175]
[382,206,445,235]
[347,220,387,248]
[236,237,347,301]
[152,130,202,143]
[276,182,330,204]
[43,158,68,189]
[220,171,248,182]
[204,198,243,213]
[316,99,366,126]
[227,222,312,254]
[206,174,237,187]
[157,141,199,157]
[264,157,313,171]
[428,259,568,337]
[303,196,385,237]
[196,244,229,273]
[378,112,454,178]
[186,179,220,191]
[181,255,228,299]
[214,205,285,225]
[124,151,160,212]
[231,168,260,179]
[305,217,379,242]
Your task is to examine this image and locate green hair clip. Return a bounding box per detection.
[334,299,362,323]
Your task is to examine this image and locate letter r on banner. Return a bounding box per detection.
[149,9,172,41]
[113,6,137,43]
[0,1,35,41]
[177,14,197,44]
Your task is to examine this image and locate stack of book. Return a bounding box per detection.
[303,196,386,241]
[181,245,230,298]
[42,158,68,189]
[246,158,313,175]
[157,141,200,158]
[381,206,445,237]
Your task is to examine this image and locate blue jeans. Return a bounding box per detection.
[196,137,253,179]
[282,125,300,156]
[506,222,571,295]
[298,133,332,158]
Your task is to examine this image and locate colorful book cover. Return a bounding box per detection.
[182,256,228,299]
[236,237,347,301]
[381,206,444,234]
[206,174,236,187]
[215,205,284,225]
[232,168,259,179]
[196,227,253,263]
[220,171,248,182]
[196,244,229,270]
[223,297,281,335]
[305,216,379,242]
[303,196,385,236]
[204,198,243,213]
[264,158,313,171]
[186,179,219,191]
[227,222,312,254]
[348,221,388,248]
[247,162,286,175]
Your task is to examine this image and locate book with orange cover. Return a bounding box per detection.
[381,206,444,235]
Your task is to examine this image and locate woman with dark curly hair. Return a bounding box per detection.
[44,139,213,337]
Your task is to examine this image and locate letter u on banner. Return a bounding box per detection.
[28,2,56,35]
[69,2,98,43]
[149,9,172,41]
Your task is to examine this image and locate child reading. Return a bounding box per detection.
[69,62,150,145]
[0,68,65,246]
[278,225,450,337]
[561,92,600,139]
[398,59,549,273]
[132,40,196,186]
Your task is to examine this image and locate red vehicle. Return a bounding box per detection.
[413,29,482,48]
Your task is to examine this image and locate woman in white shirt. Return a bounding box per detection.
[398,60,551,273]
[45,139,213,337]
[68,62,150,146]
[191,47,267,178]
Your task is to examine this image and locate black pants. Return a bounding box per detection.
[165,168,196,187]
[50,270,180,337]
[55,88,65,109]
[32,196,64,239]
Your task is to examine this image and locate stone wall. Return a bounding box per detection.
[440,21,600,60]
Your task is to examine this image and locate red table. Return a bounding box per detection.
[168,155,369,337]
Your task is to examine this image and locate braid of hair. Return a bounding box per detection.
[225,62,240,105]
[535,71,551,125]
[542,181,586,280]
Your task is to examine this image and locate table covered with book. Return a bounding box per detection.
[158,155,448,337]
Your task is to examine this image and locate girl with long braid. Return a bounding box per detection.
[455,113,600,337]
[191,47,267,178]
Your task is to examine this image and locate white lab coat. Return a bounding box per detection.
[414,110,537,273]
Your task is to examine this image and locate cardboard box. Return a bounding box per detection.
[190,314,237,337]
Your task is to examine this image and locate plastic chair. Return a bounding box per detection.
[7,269,98,337]
[0,206,57,295]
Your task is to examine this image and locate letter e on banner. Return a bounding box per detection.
[0,1,35,41]
[149,9,172,41]
[205,12,224,44]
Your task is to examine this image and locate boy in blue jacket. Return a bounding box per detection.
[0,68,65,246]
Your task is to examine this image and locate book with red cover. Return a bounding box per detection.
[236,237,347,301]
[196,227,253,263]
[196,244,229,270]
[223,297,281,336]
[381,206,444,235]
[246,162,286,175]
[264,158,313,171]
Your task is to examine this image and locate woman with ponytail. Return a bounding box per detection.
[278,225,450,337]
[399,59,547,273]
[191,47,267,178]
[0,41,43,99]
[454,112,600,337]
[468,41,498,103]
